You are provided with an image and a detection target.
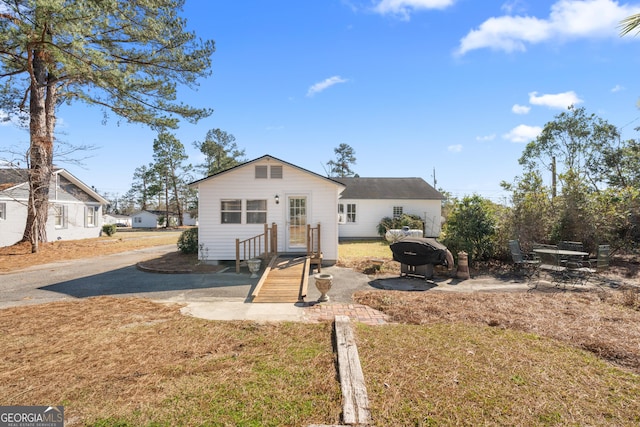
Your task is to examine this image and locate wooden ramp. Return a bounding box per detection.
[251,256,310,303]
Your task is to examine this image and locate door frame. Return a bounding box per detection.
[285,194,309,252]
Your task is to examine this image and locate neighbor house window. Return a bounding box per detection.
[54,205,67,228]
[339,203,357,223]
[255,165,268,179]
[86,206,98,227]
[246,199,267,224]
[134,217,142,223]
[270,165,283,179]
[221,199,242,224]
[393,206,403,218]
[0,202,5,220]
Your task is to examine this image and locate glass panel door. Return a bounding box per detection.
[287,196,307,249]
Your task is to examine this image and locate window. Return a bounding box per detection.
[270,165,283,179]
[393,206,403,218]
[346,204,356,223]
[339,203,356,223]
[134,216,142,223]
[54,205,67,229]
[0,202,5,220]
[246,199,267,224]
[86,206,98,227]
[221,199,242,224]
[255,165,268,179]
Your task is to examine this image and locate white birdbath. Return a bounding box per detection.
[314,273,333,302]
[247,258,261,278]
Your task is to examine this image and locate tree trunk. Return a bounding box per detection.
[22,48,56,252]
[171,174,183,226]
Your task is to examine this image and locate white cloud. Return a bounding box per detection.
[503,124,543,143]
[501,0,528,15]
[456,0,640,56]
[373,0,455,19]
[476,134,496,142]
[512,104,531,114]
[529,90,582,109]
[306,76,348,97]
[448,144,463,152]
[611,84,625,92]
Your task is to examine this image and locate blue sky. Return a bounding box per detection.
[3,0,640,203]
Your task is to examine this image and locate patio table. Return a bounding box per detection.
[532,248,589,257]
[531,247,591,288]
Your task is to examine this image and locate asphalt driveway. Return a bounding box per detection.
[0,245,531,321]
[0,245,378,309]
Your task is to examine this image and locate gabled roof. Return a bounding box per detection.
[0,167,109,204]
[334,177,444,200]
[188,154,346,189]
[0,168,29,191]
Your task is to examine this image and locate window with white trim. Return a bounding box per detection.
[54,205,67,229]
[393,206,403,218]
[246,199,267,224]
[0,202,5,220]
[339,203,357,223]
[86,206,98,227]
[221,199,242,224]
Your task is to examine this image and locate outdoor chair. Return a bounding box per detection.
[585,245,611,285]
[508,240,539,279]
[531,243,575,288]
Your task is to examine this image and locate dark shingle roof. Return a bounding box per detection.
[0,169,30,190]
[334,177,444,200]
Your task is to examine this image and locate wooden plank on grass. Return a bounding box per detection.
[334,315,371,426]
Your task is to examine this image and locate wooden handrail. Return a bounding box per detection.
[307,223,321,255]
[236,223,278,273]
[307,223,323,272]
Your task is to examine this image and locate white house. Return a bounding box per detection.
[0,168,108,247]
[132,210,162,228]
[334,177,444,239]
[182,212,197,226]
[189,155,345,264]
[103,213,132,227]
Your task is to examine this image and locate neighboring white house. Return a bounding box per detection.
[334,177,444,239]
[182,212,198,226]
[131,210,161,228]
[189,155,345,264]
[103,213,132,227]
[0,168,108,247]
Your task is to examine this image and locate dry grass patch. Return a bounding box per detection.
[338,240,402,275]
[356,322,640,426]
[354,289,640,374]
[0,230,181,272]
[0,297,341,426]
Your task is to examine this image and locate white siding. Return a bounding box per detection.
[0,199,28,247]
[0,198,103,247]
[47,203,103,242]
[339,199,442,239]
[196,159,342,262]
[131,211,160,228]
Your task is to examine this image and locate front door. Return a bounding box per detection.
[287,196,307,251]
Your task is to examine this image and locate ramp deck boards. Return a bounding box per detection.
[252,256,309,303]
